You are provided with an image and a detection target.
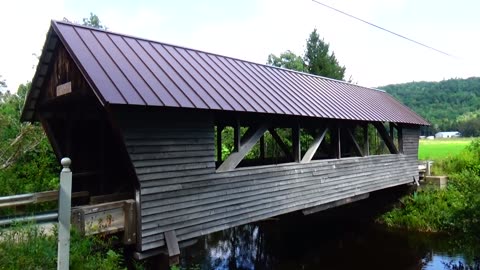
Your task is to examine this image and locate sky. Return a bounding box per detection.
[1,0,479,92]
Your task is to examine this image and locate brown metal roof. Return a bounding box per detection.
[22,20,429,125]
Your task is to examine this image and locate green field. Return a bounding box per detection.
[418,138,473,160]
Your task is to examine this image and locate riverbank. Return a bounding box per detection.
[380,138,480,238]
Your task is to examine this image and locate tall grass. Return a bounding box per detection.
[0,224,133,269]
[381,138,480,236]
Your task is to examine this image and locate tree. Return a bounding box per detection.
[304,29,345,80]
[267,50,305,72]
[267,29,346,80]
[82,13,107,30]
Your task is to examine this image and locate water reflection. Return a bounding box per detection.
[178,203,479,270]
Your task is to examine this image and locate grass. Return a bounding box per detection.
[380,138,480,238]
[418,138,474,160]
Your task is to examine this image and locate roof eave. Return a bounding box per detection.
[21,24,59,122]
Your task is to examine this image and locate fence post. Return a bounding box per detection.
[57,157,72,270]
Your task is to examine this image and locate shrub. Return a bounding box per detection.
[380,138,480,237]
[0,224,128,269]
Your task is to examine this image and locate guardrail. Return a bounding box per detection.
[0,157,136,269]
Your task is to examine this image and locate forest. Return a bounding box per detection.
[380,77,480,136]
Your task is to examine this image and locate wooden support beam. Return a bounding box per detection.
[389,123,394,139]
[301,127,328,163]
[363,124,369,156]
[373,122,398,154]
[268,128,292,159]
[217,124,269,172]
[302,193,370,215]
[333,125,341,159]
[346,128,364,157]
[216,126,224,162]
[398,126,404,153]
[259,135,265,160]
[164,230,180,258]
[292,124,301,162]
[233,121,240,152]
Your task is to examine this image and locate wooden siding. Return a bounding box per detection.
[116,110,420,252]
[402,127,420,157]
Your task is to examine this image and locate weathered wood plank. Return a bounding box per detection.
[141,167,414,222]
[164,230,180,257]
[139,154,411,188]
[302,193,370,215]
[301,127,328,163]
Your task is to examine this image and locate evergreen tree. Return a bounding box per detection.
[304,29,345,80]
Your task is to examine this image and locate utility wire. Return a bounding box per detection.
[311,0,453,57]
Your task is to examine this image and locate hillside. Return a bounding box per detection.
[379,77,480,135]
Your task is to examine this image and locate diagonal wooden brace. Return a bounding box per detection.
[217,124,269,172]
[301,127,328,163]
[268,128,293,159]
[346,128,364,157]
[373,122,398,154]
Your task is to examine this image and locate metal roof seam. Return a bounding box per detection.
[182,49,245,111]
[268,68,331,118]
[159,44,222,110]
[212,55,277,114]
[232,60,297,115]
[151,43,212,109]
[204,54,265,113]
[300,74,349,119]
[171,46,234,111]
[248,63,314,117]
[176,48,239,111]
[194,51,255,112]
[89,30,148,105]
[223,58,286,114]
[114,35,165,106]
[138,41,197,108]
[70,25,129,104]
[263,67,325,117]
[286,72,336,119]
[323,80,368,121]
[51,24,112,106]
[251,63,313,116]
[129,39,185,107]
[101,32,160,106]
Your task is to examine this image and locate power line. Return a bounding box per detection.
[311,0,453,57]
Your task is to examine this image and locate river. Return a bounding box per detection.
[148,190,479,270]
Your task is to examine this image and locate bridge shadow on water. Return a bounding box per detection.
[147,186,479,270]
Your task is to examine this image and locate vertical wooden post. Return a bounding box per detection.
[292,124,301,162]
[389,123,394,140]
[397,126,403,153]
[57,157,72,270]
[259,135,265,161]
[363,124,369,156]
[233,121,240,152]
[334,126,341,159]
[216,126,224,162]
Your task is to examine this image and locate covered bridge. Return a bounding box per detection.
[22,21,429,257]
